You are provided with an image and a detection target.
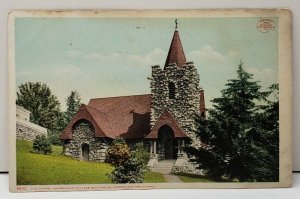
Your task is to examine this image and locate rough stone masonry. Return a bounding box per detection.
[150,62,201,143]
[16,105,47,141]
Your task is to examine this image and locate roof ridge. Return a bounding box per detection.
[83,104,113,136]
[83,104,107,115]
[89,94,151,101]
[79,105,110,138]
[104,95,150,114]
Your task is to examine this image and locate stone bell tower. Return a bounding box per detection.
[150,20,205,141]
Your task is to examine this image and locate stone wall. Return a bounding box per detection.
[150,62,201,141]
[63,120,109,162]
[16,105,47,141]
[16,119,47,141]
[16,105,31,121]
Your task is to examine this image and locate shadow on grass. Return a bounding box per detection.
[174,172,231,183]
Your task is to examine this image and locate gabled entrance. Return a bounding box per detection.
[146,110,189,161]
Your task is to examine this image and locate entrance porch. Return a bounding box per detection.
[145,111,197,174]
[146,124,190,174]
[148,124,188,160]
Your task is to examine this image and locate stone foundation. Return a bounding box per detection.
[172,153,203,175]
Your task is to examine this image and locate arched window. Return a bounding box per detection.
[168,82,175,99]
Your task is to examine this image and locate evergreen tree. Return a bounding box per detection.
[32,135,52,155]
[131,142,150,169]
[65,90,81,123]
[186,61,278,182]
[252,83,279,181]
[107,139,146,183]
[16,82,61,132]
[109,157,145,183]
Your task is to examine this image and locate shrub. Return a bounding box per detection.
[109,157,145,183]
[106,139,147,183]
[47,130,62,146]
[106,137,130,166]
[32,135,52,154]
[131,142,150,169]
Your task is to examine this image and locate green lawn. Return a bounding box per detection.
[175,173,227,183]
[17,140,165,185]
[144,171,166,183]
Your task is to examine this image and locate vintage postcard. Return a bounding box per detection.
[8,10,292,192]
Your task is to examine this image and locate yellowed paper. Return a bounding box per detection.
[8,9,292,192]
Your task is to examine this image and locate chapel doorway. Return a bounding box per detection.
[82,143,90,161]
[157,125,177,159]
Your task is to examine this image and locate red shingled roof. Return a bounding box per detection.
[60,28,194,141]
[145,110,188,139]
[164,30,186,69]
[60,94,152,140]
[60,104,110,139]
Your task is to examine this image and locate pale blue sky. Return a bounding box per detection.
[15,17,278,110]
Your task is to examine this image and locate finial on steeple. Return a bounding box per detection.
[164,19,186,69]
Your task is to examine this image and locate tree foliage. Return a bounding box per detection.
[106,138,147,183]
[109,157,145,183]
[32,135,52,155]
[106,138,130,166]
[252,83,279,181]
[65,90,81,124]
[186,61,279,182]
[131,142,150,169]
[16,83,83,146]
[16,82,61,132]
[47,130,63,146]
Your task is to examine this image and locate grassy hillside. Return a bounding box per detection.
[17,140,165,185]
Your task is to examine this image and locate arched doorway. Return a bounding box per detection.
[82,143,90,161]
[157,125,177,159]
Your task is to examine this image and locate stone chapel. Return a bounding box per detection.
[60,21,206,173]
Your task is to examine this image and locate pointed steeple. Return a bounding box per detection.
[164,19,186,69]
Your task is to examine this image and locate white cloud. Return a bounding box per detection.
[86,52,106,60]
[227,50,240,59]
[18,64,83,79]
[245,66,277,88]
[67,48,166,68]
[187,46,241,66]
[188,45,225,64]
[52,64,81,76]
[245,66,275,78]
[66,50,84,58]
[127,48,166,66]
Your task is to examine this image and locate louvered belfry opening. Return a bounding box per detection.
[168,82,175,99]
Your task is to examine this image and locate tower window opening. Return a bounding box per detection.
[168,82,176,99]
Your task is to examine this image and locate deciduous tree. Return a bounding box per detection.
[16,82,61,132]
